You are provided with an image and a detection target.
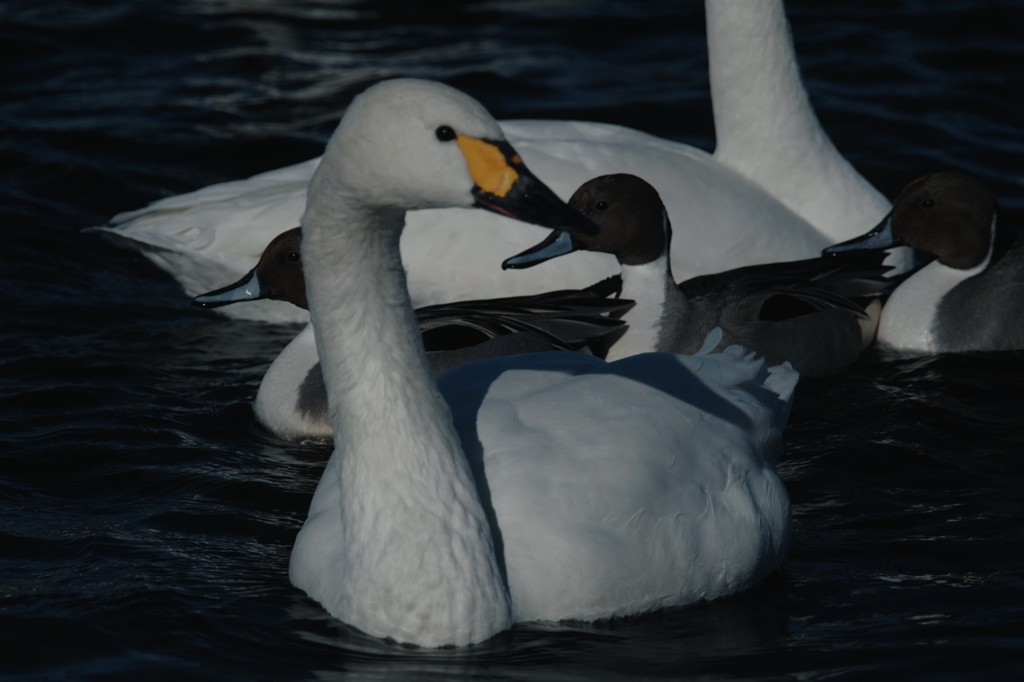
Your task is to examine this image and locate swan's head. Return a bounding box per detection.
[311,79,599,235]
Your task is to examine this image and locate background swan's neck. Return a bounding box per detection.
[707,0,890,242]
[300,191,511,645]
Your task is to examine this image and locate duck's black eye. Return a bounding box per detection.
[287,252,300,262]
[595,201,609,211]
[435,125,456,142]
[921,199,935,208]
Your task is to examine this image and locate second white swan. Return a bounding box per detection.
[95,0,889,324]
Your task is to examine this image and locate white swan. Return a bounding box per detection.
[288,78,796,647]
[92,0,889,325]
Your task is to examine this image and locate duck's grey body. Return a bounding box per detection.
[682,252,891,374]
[933,224,1024,351]
[614,257,881,377]
[671,284,870,377]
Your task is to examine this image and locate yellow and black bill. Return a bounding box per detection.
[457,135,599,236]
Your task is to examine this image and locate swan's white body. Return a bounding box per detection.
[288,78,796,647]
[295,348,796,641]
[95,0,888,325]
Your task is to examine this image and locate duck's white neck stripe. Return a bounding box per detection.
[608,251,672,361]
[877,214,996,352]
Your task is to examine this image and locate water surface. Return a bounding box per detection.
[3,1,1024,679]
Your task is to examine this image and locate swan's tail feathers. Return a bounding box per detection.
[715,343,799,429]
[695,327,725,355]
[84,157,320,321]
[109,156,322,226]
[743,360,800,468]
[680,342,799,464]
[763,361,799,427]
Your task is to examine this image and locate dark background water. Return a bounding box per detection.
[3,1,1024,679]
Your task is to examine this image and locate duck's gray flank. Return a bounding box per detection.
[297,362,329,423]
[935,217,1024,351]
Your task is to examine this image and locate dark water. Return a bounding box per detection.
[3,0,1024,679]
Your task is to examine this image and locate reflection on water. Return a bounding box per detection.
[291,577,790,682]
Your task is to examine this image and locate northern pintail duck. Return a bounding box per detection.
[825,172,1024,353]
[505,174,892,377]
[92,0,888,325]
[193,228,630,441]
[283,78,796,646]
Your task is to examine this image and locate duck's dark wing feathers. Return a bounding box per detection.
[679,250,896,321]
[415,288,633,353]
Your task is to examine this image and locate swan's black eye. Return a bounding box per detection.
[921,199,935,208]
[435,125,456,142]
[595,201,609,211]
[287,252,300,262]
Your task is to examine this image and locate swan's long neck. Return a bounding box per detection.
[300,179,511,645]
[707,0,890,241]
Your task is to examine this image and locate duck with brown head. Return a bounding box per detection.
[825,172,1024,353]
[505,173,895,377]
[193,227,631,441]
[194,228,308,309]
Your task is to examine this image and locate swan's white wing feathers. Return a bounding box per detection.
[109,157,321,224]
[440,350,794,623]
[94,160,317,324]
